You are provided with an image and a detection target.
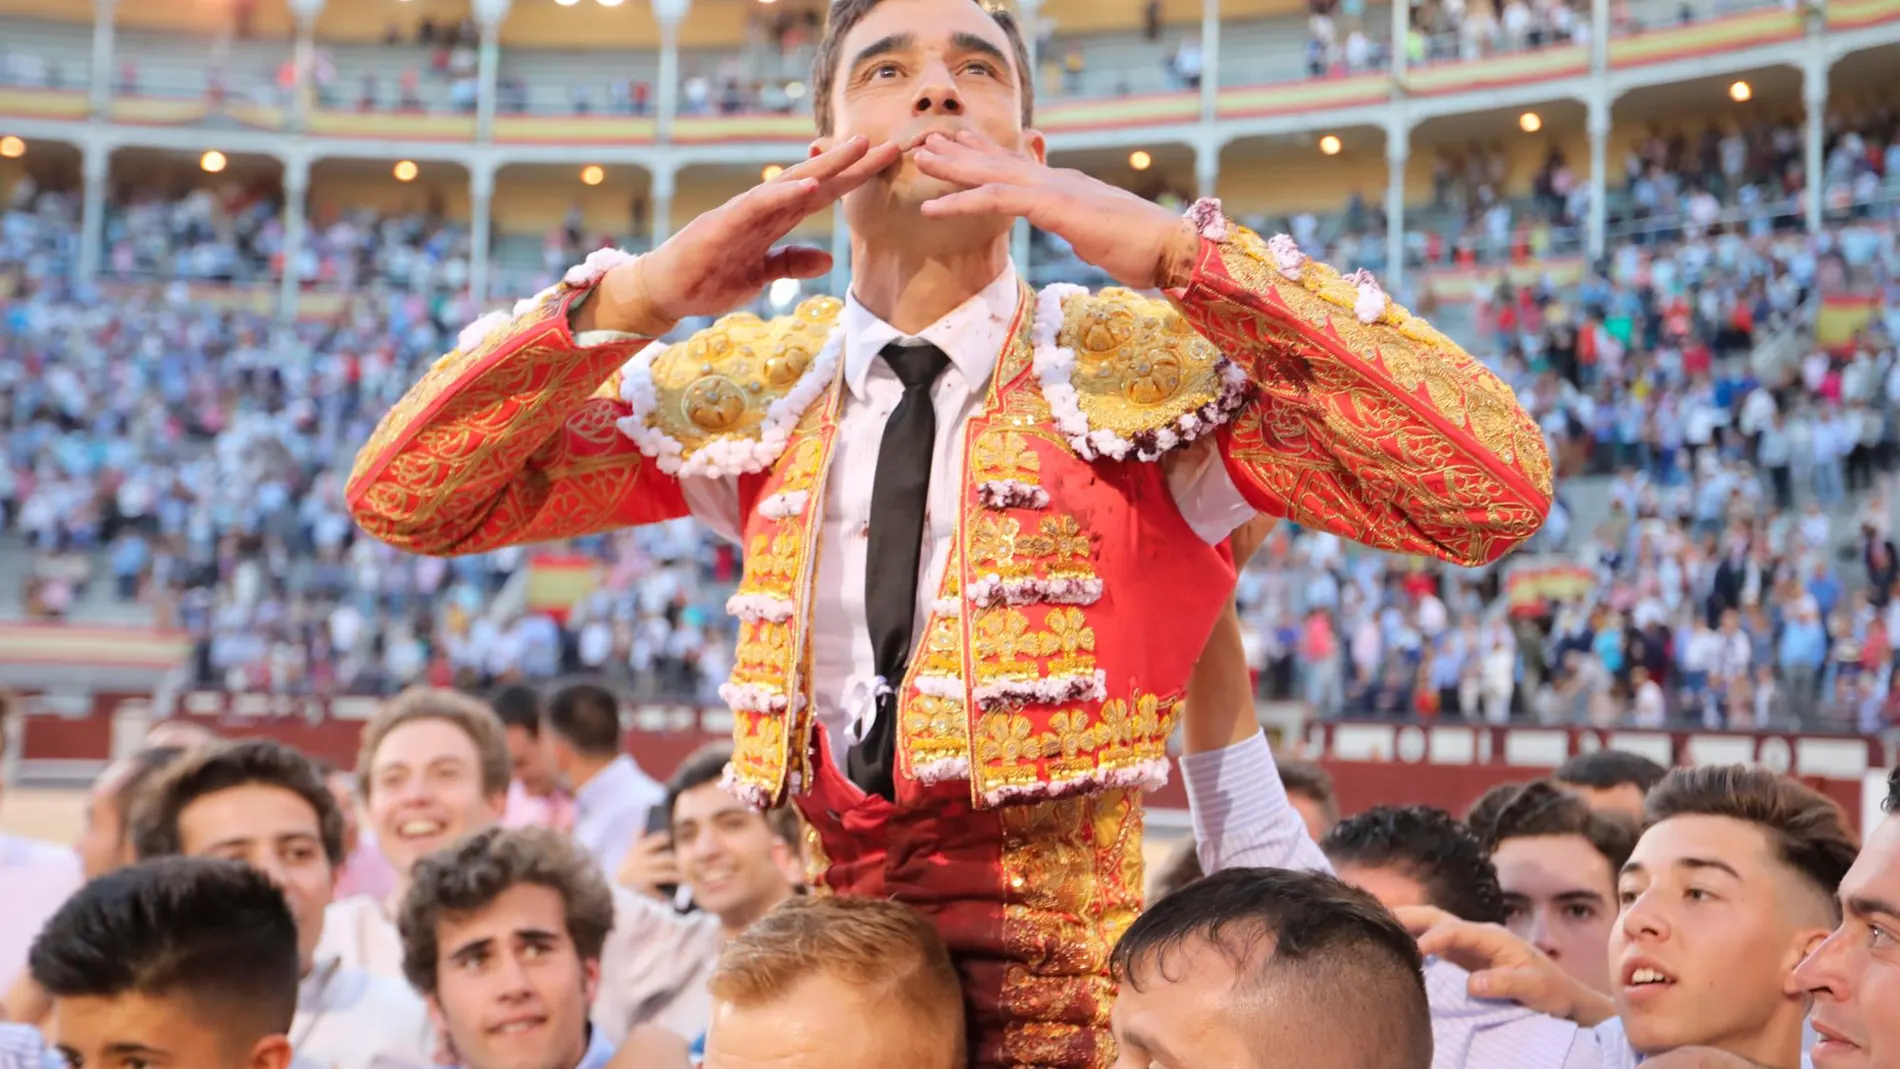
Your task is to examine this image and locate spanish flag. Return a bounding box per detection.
[1816,292,1878,353]
[525,554,601,624]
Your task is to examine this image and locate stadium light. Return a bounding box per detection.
[1129,150,1152,171]
[1730,80,1752,102]
[1518,111,1542,133]
[1319,135,1342,156]
[0,136,23,159]
[581,164,606,185]
[597,0,626,6]
[554,0,580,6]
[762,164,785,181]
[393,160,419,182]
[200,150,228,173]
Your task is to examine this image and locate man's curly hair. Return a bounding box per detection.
[1321,805,1507,924]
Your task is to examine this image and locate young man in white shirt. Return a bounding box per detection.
[398,828,620,1069]
[1794,767,1900,1068]
[129,738,436,1069]
[546,683,664,877]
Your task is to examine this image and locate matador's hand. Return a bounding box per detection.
[913,131,1201,291]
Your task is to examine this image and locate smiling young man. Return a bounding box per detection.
[29,857,303,1069]
[345,0,1550,1060]
[1793,766,1900,1069]
[399,828,618,1069]
[129,738,436,1069]
[1468,779,1638,996]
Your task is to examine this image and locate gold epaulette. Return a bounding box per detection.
[619,296,845,478]
[1036,285,1249,463]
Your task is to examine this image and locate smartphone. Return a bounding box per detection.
[645,805,680,902]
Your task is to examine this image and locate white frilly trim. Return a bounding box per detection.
[717,764,775,810]
[1032,284,1249,464]
[973,670,1107,711]
[912,756,974,785]
[616,325,845,478]
[1347,267,1390,324]
[929,597,961,617]
[1185,198,1229,242]
[450,280,562,354]
[976,480,1050,510]
[1267,234,1306,280]
[912,674,964,699]
[564,247,639,289]
[979,757,1172,808]
[966,573,1104,609]
[725,592,796,623]
[758,490,810,519]
[718,681,788,714]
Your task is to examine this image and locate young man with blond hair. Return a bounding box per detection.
[346,0,1549,1059]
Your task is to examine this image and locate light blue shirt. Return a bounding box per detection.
[572,754,665,879]
[0,1024,59,1069]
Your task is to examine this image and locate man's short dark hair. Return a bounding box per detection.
[490,684,543,736]
[545,683,623,758]
[1468,779,1639,875]
[1646,765,1859,914]
[1555,750,1669,794]
[666,742,801,845]
[130,738,346,867]
[1321,805,1507,924]
[109,746,190,844]
[1113,867,1432,1069]
[1279,757,1340,828]
[29,857,299,1051]
[811,0,1035,135]
[398,827,616,996]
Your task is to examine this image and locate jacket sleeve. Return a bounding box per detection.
[1171,221,1552,567]
[344,283,689,556]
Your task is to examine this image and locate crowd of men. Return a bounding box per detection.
[2,681,1898,1069]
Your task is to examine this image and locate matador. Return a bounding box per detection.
[345,0,1552,1064]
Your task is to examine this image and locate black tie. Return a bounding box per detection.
[847,341,951,802]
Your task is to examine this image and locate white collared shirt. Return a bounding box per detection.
[571,753,665,878]
[679,264,1254,765]
[292,954,437,1069]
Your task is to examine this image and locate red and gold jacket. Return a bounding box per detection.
[346,216,1552,814]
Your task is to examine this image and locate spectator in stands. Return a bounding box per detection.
[28,858,301,1069]
[1554,750,1669,822]
[312,757,401,902]
[0,693,82,996]
[1609,765,1858,1066]
[1321,805,1509,924]
[546,684,665,877]
[699,896,964,1069]
[1110,867,1435,1069]
[129,739,435,1069]
[1467,779,1638,995]
[1794,767,1900,1069]
[492,684,574,832]
[399,828,619,1069]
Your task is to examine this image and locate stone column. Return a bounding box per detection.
[278,155,310,321]
[470,163,496,306]
[473,0,511,141]
[654,0,689,143]
[1201,0,1220,121]
[1804,54,1828,234]
[1196,138,1220,200]
[1587,90,1610,260]
[1385,119,1409,294]
[76,143,110,285]
[1391,0,1409,86]
[89,0,117,119]
[1590,0,1609,73]
[649,164,676,251]
[286,0,324,132]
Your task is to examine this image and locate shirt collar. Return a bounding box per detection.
[841,262,1021,402]
[573,753,632,814]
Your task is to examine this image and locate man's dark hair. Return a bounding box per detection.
[29,857,299,1051]
[812,0,1036,136]
[490,684,543,736]
[666,742,801,845]
[1467,779,1639,875]
[1279,757,1340,829]
[1113,867,1432,1069]
[1152,839,1205,901]
[130,738,346,867]
[1321,805,1507,924]
[1554,750,1669,794]
[1646,765,1859,915]
[398,827,616,996]
[545,683,623,758]
[108,746,189,846]
[1885,767,1900,814]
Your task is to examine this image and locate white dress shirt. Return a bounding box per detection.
[672,264,1254,765]
[571,753,665,878]
[293,954,437,1069]
[0,833,82,994]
